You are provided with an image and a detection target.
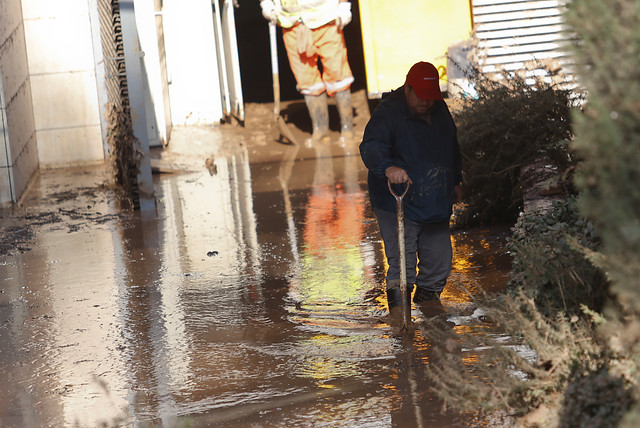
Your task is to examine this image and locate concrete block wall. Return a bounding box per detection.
[0,0,39,205]
[22,0,104,168]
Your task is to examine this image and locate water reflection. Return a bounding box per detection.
[289,140,369,312]
[0,136,510,427]
[447,227,512,303]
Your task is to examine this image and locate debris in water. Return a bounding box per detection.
[205,156,217,175]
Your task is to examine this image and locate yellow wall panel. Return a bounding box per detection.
[358,0,473,97]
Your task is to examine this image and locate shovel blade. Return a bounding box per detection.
[399,284,410,330]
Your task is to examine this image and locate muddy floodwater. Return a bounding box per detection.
[0,111,511,427]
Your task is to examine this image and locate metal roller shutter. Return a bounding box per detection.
[97,0,129,111]
[97,0,142,207]
[472,0,573,76]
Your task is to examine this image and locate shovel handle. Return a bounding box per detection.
[388,180,410,201]
[388,179,411,331]
[269,22,281,116]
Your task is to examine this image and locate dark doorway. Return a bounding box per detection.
[233,0,368,103]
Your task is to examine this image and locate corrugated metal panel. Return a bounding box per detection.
[97,0,129,111]
[472,0,572,74]
[97,0,143,206]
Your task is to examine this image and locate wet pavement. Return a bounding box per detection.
[0,100,511,427]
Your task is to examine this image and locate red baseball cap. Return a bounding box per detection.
[405,61,443,100]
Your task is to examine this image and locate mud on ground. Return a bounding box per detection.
[0,166,132,257]
[1,91,372,257]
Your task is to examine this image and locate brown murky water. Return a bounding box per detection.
[0,115,511,427]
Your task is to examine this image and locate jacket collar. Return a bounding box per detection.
[395,86,442,121]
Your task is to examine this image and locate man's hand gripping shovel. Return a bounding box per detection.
[388,179,411,331]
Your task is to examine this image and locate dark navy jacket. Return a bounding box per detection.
[359,87,462,223]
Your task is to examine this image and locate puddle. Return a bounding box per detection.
[0,130,511,427]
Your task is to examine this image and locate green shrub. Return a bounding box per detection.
[507,197,608,317]
[566,0,640,313]
[560,366,634,428]
[452,65,577,227]
[423,289,605,420]
[564,1,640,424]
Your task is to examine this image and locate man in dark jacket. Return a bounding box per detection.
[359,61,462,311]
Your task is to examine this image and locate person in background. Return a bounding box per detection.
[260,0,355,143]
[359,61,462,312]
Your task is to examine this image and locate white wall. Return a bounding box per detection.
[22,0,104,168]
[163,0,224,125]
[1,0,231,204]
[0,0,39,205]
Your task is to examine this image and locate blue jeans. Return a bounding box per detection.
[374,208,452,293]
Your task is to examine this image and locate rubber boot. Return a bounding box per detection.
[413,287,441,303]
[386,284,414,310]
[304,93,329,146]
[387,284,413,327]
[387,288,402,311]
[414,286,449,322]
[334,89,354,143]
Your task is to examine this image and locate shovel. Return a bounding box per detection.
[388,179,411,330]
[269,21,300,145]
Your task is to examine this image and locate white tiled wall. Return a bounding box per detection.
[5,72,36,161]
[0,98,10,202]
[0,18,29,101]
[6,81,39,202]
[9,132,38,199]
[30,72,101,129]
[1,100,8,168]
[24,15,96,74]
[20,0,89,20]
[0,168,11,203]
[0,0,22,43]
[22,0,104,168]
[37,126,103,169]
[0,0,38,205]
